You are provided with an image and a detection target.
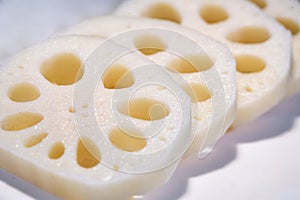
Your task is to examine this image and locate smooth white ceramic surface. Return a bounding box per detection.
[1,0,300,199]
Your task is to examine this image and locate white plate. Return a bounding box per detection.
[1,0,300,199]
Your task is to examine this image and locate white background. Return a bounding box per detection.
[0,0,300,199]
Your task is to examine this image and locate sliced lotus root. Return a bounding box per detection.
[56,15,237,156]
[0,36,196,199]
[248,0,300,96]
[114,0,292,126]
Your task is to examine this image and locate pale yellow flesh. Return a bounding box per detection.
[0,36,192,200]
[56,16,237,157]
[114,0,292,126]
[248,0,300,96]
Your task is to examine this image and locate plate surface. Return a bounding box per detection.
[1,0,300,199]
